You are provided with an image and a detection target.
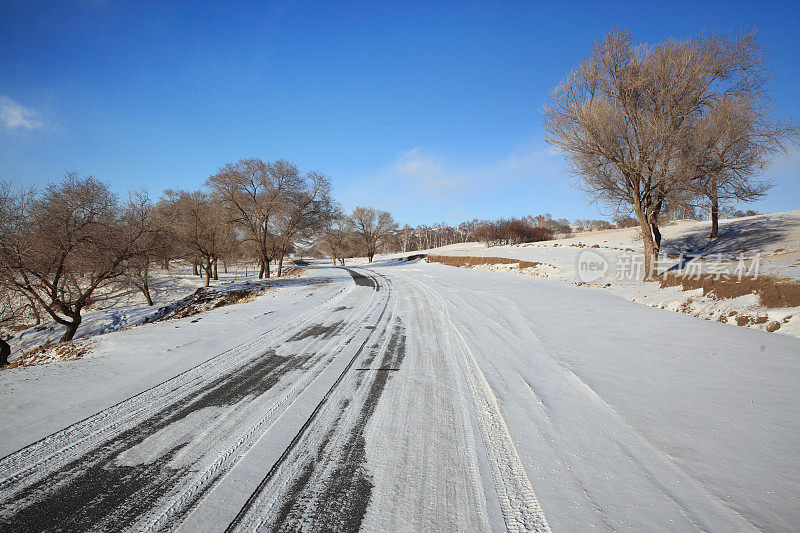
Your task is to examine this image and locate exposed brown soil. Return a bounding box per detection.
[766,321,781,332]
[659,273,800,309]
[427,254,542,270]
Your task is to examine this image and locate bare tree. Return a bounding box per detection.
[165,190,234,287]
[350,207,397,262]
[207,158,299,278]
[687,95,797,238]
[0,294,11,365]
[544,29,768,278]
[122,191,167,305]
[319,207,351,266]
[272,170,334,276]
[0,174,151,341]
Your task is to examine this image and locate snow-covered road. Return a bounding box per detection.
[1,261,799,531]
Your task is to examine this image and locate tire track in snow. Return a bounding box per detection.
[0,278,350,488]
[425,271,759,531]
[360,269,492,532]
[393,270,551,533]
[0,271,391,531]
[225,267,398,532]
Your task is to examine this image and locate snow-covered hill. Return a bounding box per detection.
[370,211,800,337]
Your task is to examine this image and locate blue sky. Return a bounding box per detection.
[1,1,798,226]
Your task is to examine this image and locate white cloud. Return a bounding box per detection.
[395,147,443,179]
[0,95,44,131]
[391,141,564,191]
[496,142,564,179]
[337,140,573,224]
[394,147,465,191]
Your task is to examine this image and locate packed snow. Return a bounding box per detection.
[1,212,799,532]
[1,258,798,531]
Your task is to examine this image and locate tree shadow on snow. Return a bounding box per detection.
[662,215,791,258]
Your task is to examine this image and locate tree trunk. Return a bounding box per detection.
[641,224,661,281]
[710,199,719,239]
[193,260,199,276]
[163,258,170,270]
[652,222,662,250]
[213,258,219,280]
[61,315,82,342]
[0,338,10,367]
[141,278,154,306]
[635,209,660,281]
[205,258,212,287]
[277,254,284,277]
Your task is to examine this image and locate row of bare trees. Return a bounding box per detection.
[314,214,569,258]
[206,159,335,278]
[474,219,553,247]
[318,213,576,256]
[0,158,340,342]
[315,210,660,257]
[317,207,398,265]
[544,29,798,278]
[0,175,156,341]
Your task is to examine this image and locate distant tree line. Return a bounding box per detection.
[311,211,661,259]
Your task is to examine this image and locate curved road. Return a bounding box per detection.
[2,261,799,531]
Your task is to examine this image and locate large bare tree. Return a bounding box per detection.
[272,170,334,276]
[207,158,300,278]
[544,29,768,278]
[319,206,351,266]
[121,190,170,305]
[0,174,151,341]
[164,190,235,287]
[350,206,397,263]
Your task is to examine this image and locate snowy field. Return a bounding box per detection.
[371,211,800,338]
[1,257,799,531]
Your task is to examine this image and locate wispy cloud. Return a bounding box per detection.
[0,95,44,131]
[394,147,465,191]
[391,142,563,195]
[337,140,573,224]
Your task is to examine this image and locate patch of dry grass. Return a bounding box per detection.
[151,283,272,321]
[3,340,95,370]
